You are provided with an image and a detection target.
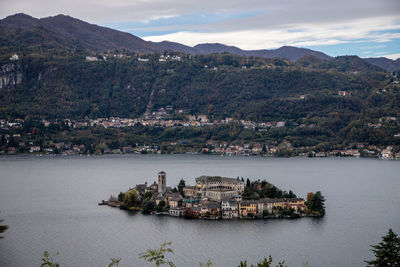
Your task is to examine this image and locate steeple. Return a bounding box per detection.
[158,171,166,193]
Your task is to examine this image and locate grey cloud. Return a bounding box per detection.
[1,0,399,36]
[197,0,400,32]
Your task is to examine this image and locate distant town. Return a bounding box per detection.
[1,112,399,159]
[100,171,326,220]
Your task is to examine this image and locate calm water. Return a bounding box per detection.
[0,155,399,267]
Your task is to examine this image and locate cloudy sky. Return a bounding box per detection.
[1,0,400,59]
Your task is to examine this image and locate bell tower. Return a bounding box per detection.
[158,171,166,193]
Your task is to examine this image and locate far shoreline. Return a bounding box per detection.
[0,153,393,161]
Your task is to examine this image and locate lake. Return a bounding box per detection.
[0,155,399,267]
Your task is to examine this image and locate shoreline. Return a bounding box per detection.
[100,203,324,221]
[0,152,394,160]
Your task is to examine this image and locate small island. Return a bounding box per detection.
[100,171,325,219]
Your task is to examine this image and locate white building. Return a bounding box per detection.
[221,199,238,219]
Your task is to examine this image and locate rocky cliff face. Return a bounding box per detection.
[0,62,22,89]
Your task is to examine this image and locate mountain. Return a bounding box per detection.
[0,13,156,53]
[149,40,196,54]
[247,46,332,61]
[320,56,385,72]
[296,55,323,67]
[153,42,332,61]
[0,13,397,70]
[363,57,400,72]
[193,43,247,56]
[0,51,385,119]
[0,13,40,28]
[1,14,399,149]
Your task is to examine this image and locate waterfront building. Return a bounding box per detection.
[221,199,239,219]
[257,199,274,214]
[271,198,287,209]
[239,200,258,217]
[169,196,183,208]
[200,200,221,217]
[205,189,236,201]
[183,198,200,208]
[195,176,245,198]
[169,207,185,217]
[183,186,196,198]
[286,198,306,212]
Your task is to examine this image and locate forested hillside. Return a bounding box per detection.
[1,51,397,120]
[1,13,400,155]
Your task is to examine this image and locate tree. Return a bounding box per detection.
[0,218,8,239]
[142,199,156,214]
[287,190,296,198]
[262,144,267,153]
[108,258,121,267]
[365,229,400,267]
[246,178,251,188]
[306,192,314,205]
[263,210,269,217]
[40,251,59,267]
[306,191,325,216]
[158,200,166,208]
[178,179,186,196]
[238,255,286,267]
[143,191,153,200]
[199,259,213,267]
[118,192,125,202]
[139,242,176,267]
[123,190,139,207]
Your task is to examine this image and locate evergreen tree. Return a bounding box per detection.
[365,229,400,267]
[142,199,155,214]
[117,192,125,202]
[307,191,325,215]
[0,218,8,239]
[178,179,186,196]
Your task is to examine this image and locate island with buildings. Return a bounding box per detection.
[100,171,325,219]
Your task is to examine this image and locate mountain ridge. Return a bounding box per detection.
[1,13,399,70]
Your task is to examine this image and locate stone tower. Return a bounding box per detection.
[158,171,166,193]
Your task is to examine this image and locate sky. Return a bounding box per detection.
[1,0,400,59]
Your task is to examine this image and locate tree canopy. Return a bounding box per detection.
[365,228,400,267]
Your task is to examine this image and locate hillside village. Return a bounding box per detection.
[101,171,325,219]
[1,115,400,159]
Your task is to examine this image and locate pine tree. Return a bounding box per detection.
[178,179,186,196]
[365,229,400,267]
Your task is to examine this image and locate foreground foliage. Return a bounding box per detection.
[0,219,8,239]
[139,242,176,267]
[36,229,400,266]
[365,228,400,267]
[40,251,60,267]
[238,255,286,267]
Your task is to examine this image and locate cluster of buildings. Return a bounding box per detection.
[303,145,400,159]
[127,172,306,219]
[37,114,286,130]
[85,53,183,63]
[1,116,400,159]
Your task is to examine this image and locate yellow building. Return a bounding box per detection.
[239,200,258,217]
